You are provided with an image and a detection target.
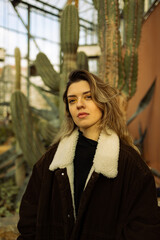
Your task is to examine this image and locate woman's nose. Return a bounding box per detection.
[76,98,85,109]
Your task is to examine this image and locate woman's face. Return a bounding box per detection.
[67,80,102,136]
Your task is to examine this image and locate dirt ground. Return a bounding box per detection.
[0,215,19,240]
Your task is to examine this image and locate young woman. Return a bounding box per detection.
[17,70,160,240]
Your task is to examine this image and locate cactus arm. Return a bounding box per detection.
[35,52,60,92]
[30,82,59,116]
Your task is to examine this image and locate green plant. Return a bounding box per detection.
[14,47,21,90]
[94,0,144,100]
[77,51,89,70]
[10,90,45,168]
[35,52,60,93]
[0,178,19,217]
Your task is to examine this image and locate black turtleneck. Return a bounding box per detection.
[74,131,98,215]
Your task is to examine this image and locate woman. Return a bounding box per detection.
[17,70,160,240]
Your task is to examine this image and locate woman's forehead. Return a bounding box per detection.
[67,80,90,96]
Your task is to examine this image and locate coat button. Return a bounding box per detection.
[67,214,70,218]
[61,172,64,176]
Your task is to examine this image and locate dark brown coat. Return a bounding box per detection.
[17,130,160,240]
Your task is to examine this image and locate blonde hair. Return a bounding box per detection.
[53,69,138,152]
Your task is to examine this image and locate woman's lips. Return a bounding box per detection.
[77,112,89,119]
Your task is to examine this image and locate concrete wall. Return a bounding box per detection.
[127,3,160,172]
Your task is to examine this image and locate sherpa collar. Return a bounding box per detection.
[49,128,120,178]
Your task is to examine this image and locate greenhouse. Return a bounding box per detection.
[0,0,160,239]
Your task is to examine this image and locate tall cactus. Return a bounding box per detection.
[14,47,21,90]
[93,0,107,81]
[10,90,45,168]
[59,4,79,122]
[105,0,123,89]
[34,4,80,124]
[60,3,79,73]
[123,0,144,97]
[77,51,88,70]
[94,0,144,101]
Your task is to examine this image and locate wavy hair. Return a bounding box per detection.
[53,69,138,152]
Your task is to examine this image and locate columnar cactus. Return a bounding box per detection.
[94,0,144,101]
[10,90,45,167]
[77,51,88,70]
[93,0,106,80]
[60,4,79,73]
[34,4,80,124]
[123,0,144,97]
[61,4,79,55]
[59,4,80,122]
[14,47,21,90]
[105,0,123,89]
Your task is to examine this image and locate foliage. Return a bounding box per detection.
[0,178,19,217]
[10,90,45,168]
[0,122,14,145]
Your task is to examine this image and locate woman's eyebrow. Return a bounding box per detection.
[67,91,91,98]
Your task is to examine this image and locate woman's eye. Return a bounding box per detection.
[85,95,92,100]
[68,99,76,104]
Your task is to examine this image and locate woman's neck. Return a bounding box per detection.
[79,128,100,141]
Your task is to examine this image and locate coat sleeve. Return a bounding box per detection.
[17,159,43,240]
[118,151,160,240]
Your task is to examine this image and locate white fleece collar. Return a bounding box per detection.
[49,128,120,178]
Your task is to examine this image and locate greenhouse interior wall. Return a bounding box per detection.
[127,2,160,183]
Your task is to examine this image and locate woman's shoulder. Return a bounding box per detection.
[119,141,152,177]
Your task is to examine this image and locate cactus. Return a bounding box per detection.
[61,4,79,55]
[37,118,58,145]
[14,47,21,90]
[94,0,107,80]
[77,51,88,70]
[10,90,45,167]
[60,4,79,73]
[94,0,144,101]
[35,52,60,93]
[33,5,80,123]
[105,0,122,88]
[123,0,144,97]
[59,4,80,122]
